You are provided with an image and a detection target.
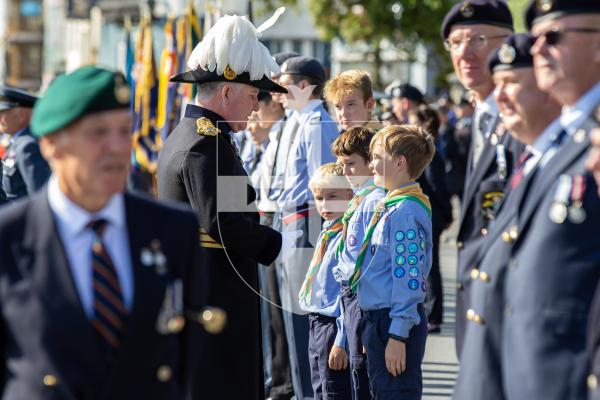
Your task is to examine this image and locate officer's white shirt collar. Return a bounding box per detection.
[47,174,126,236]
[560,81,600,134]
[476,93,499,117]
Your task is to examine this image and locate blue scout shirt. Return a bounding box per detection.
[333,180,386,284]
[278,101,339,213]
[299,219,347,347]
[357,198,433,338]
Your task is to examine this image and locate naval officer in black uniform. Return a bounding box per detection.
[156,13,296,400]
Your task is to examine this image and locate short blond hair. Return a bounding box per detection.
[324,69,373,104]
[370,125,435,179]
[309,163,353,192]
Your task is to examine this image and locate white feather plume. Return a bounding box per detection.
[187,14,282,81]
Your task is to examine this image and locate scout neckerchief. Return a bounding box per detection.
[336,180,378,256]
[348,182,431,293]
[298,219,344,306]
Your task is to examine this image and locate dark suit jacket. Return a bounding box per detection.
[455,123,523,356]
[0,190,205,400]
[503,113,600,400]
[157,104,282,400]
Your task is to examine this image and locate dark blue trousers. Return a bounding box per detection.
[360,306,427,400]
[340,285,373,400]
[308,313,353,400]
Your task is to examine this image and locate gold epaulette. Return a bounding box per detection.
[199,228,224,249]
[196,117,221,136]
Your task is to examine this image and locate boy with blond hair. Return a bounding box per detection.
[324,69,379,131]
[299,163,355,399]
[331,126,385,399]
[350,125,435,399]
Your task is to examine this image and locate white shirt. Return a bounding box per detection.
[524,117,563,174]
[47,175,134,318]
[560,81,600,134]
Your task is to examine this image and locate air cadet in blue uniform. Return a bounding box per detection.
[0,86,50,201]
[156,14,294,400]
[453,33,563,400]
[440,0,524,355]
[498,2,600,399]
[351,125,435,400]
[276,56,340,399]
[298,163,354,400]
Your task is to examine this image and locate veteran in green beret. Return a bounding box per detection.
[0,65,207,400]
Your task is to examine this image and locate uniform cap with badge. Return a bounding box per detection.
[170,11,287,94]
[441,0,514,39]
[0,86,38,111]
[31,66,131,138]
[525,0,600,30]
[487,33,534,73]
[279,55,327,83]
[390,83,424,104]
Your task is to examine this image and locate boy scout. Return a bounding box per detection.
[298,163,354,399]
[332,126,384,400]
[350,125,435,399]
[0,86,50,201]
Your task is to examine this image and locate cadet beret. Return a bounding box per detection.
[280,56,327,83]
[525,0,600,29]
[31,66,131,138]
[273,52,301,66]
[391,83,424,103]
[441,0,514,39]
[0,86,37,111]
[488,33,533,73]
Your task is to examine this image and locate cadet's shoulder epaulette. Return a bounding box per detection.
[196,117,221,136]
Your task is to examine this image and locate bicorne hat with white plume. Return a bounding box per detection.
[170,10,287,94]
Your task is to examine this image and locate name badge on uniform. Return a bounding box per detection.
[549,175,571,224]
[156,279,185,334]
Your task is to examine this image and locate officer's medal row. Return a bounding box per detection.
[549,174,587,224]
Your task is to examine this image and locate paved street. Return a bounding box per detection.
[423,199,460,400]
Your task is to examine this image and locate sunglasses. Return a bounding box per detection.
[531,26,600,46]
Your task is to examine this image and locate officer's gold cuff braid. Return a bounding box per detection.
[199,228,224,249]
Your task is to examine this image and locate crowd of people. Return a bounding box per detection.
[0,0,599,399]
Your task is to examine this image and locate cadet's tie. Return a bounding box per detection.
[336,183,377,256]
[88,219,128,354]
[298,219,343,306]
[348,183,432,293]
[510,150,533,190]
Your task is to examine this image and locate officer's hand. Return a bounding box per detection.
[385,338,406,377]
[279,230,303,262]
[586,129,600,197]
[328,345,349,370]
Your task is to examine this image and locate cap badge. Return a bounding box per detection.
[536,0,553,13]
[196,117,221,136]
[223,65,237,81]
[460,2,475,18]
[499,44,516,64]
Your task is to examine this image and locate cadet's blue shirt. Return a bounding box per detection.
[357,197,433,338]
[333,180,386,284]
[278,101,339,213]
[299,219,347,347]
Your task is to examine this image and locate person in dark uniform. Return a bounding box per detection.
[498,2,600,399]
[0,86,50,201]
[452,33,562,400]
[156,14,296,400]
[440,0,524,355]
[0,66,207,400]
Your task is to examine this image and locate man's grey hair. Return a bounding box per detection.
[195,81,245,102]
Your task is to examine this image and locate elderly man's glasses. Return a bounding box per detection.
[531,26,600,46]
[444,34,508,53]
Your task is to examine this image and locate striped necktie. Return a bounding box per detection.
[88,219,128,355]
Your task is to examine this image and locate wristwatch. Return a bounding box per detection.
[389,333,408,343]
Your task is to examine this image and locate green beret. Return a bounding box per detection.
[31,66,131,137]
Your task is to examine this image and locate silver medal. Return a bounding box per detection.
[568,205,586,224]
[549,202,568,224]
